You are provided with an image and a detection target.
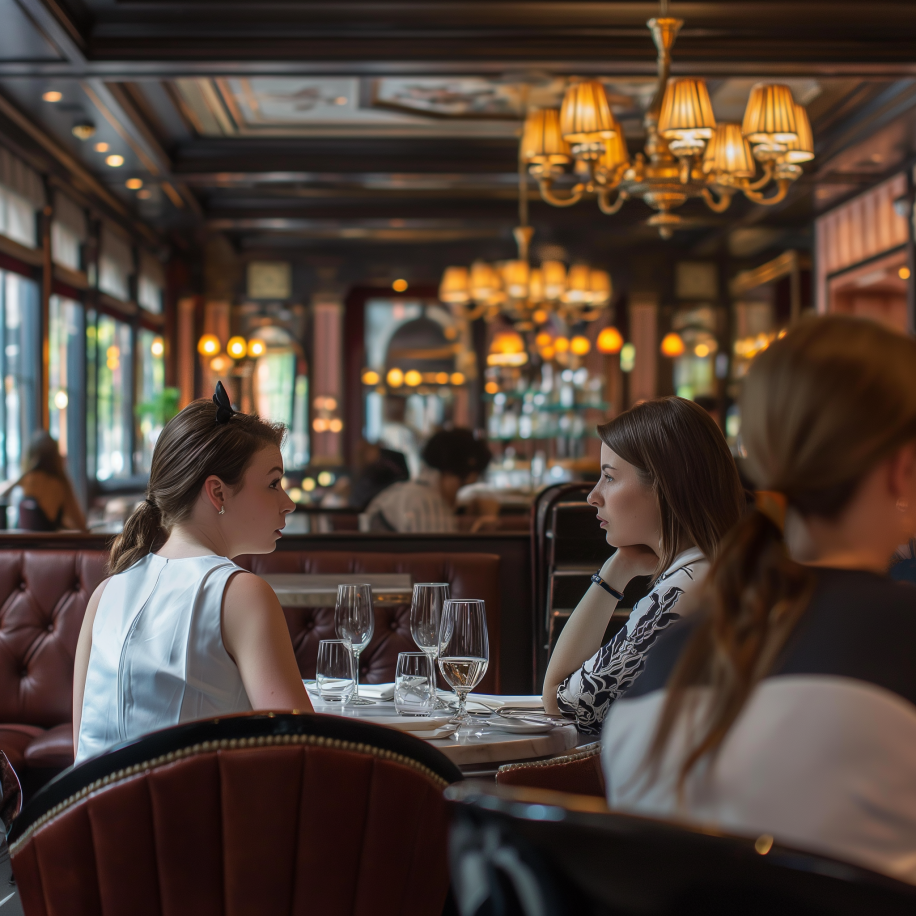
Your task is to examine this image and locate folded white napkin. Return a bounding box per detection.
[467,694,545,710]
[304,681,396,702]
[366,715,452,732]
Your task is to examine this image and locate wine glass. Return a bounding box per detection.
[437,599,489,725]
[410,583,450,709]
[335,584,375,706]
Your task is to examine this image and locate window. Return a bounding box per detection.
[0,272,40,481]
[99,225,133,301]
[48,296,85,474]
[51,193,86,271]
[0,148,44,250]
[138,251,164,314]
[92,313,133,480]
[135,328,165,473]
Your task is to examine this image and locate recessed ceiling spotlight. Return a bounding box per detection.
[137,189,152,200]
[125,178,143,190]
[106,154,124,167]
[95,142,109,152]
[42,90,62,103]
[72,122,95,140]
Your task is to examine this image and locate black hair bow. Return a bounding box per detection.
[213,381,235,424]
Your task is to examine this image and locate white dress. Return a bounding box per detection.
[75,553,252,766]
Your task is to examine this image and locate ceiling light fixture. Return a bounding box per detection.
[72,122,95,140]
[125,178,143,190]
[95,142,109,153]
[42,91,62,103]
[522,0,815,238]
[106,154,124,167]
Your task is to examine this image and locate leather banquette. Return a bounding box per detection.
[0,547,501,783]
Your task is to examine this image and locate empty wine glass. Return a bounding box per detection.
[437,599,489,725]
[335,584,375,706]
[410,583,450,709]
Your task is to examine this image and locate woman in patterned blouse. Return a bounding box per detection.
[542,397,745,734]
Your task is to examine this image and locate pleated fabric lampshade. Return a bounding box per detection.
[782,103,815,163]
[560,81,617,143]
[439,266,471,304]
[600,127,630,170]
[742,84,799,143]
[522,109,572,165]
[703,122,756,177]
[658,78,716,140]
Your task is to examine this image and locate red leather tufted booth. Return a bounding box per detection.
[0,548,500,784]
[10,712,462,916]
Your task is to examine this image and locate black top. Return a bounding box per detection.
[627,567,916,707]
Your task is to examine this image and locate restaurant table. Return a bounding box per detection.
[307,688,579,777]
[264,573,413,607]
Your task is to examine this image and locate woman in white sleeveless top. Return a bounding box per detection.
[73,383,312,765]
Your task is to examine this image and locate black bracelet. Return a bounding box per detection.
[591,572,625,601]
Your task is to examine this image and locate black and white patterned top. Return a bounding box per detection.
[556,547,707,735]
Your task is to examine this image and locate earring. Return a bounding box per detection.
[218,505,225,516]
[897,498,909,513]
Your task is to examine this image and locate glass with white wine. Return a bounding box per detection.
[437,599,488,725]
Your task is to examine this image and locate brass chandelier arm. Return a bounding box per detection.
[597,187,628,215]
[741,178,791,206]
[746,160,775,191]
[537,177,588,208]
[701,186,734,213]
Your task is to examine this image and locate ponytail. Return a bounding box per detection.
[646,507,814,788]
[108,499,165,575]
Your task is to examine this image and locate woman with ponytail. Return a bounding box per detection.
[602,315,916,882]
[72,383,312,764]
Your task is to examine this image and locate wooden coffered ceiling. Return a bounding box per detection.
[1,0,916,276]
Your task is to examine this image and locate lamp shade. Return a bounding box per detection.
[542,260,567,300]
[658,78,716,140]
[703,122,756,177]
[488,329,529,367]
[597,326,624,354]
[560,81,617,143]
[439,266,471,304]
[470,260,500,303]
[660,332,686,357]
[600,128,630,170]
[522,109,572,165]
[562,264,592,303]
[742,83,798,143]
[502,260,530,300]
[783,103,814,163]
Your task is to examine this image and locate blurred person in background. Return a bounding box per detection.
[363,428,492,532]
[2,431,86,531]
[349,441,411,511]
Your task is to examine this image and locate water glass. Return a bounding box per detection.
[316,639,355,703]
[394,652,435,716]
[437,599,489,724]
[409,583,450,708]
[335,583,375,705]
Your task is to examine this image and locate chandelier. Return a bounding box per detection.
[438,128,613,326]
[522,8,814,238]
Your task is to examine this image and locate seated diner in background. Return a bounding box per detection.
[602,315,916,883]
[72,382,312,765]
[362,427,494,532]
[542,397,744,734]
[0,431,86,531]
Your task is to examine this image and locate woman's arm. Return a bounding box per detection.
[221,572,314,713]
[542,545,658,714]
[73,578,111,754]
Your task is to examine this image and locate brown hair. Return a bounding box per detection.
[24,431,67,480]
[598,397,745,577]
[649,315,916,788]
[108,397,285,574]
